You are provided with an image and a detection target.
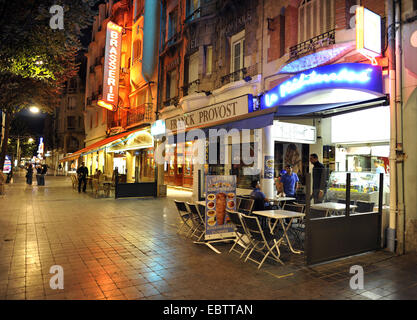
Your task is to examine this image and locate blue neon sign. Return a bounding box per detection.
[261,63,383,109]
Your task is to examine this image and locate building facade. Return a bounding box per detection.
[61,0,159,184]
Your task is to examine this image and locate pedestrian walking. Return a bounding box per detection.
[41,164,48,185]
[309,153,327,203]
[36,165,42,185]
[77,162,88,193]
[26,164,33,185]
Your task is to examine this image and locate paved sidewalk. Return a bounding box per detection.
[0,173,416,300]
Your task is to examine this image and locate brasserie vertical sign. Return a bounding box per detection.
[99,21,123,111]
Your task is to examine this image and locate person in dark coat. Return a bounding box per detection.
[36,165,42,185]
[41,164,48,185]
[26,164,33,185]
[76,162,88,193]
[309,153,327,203]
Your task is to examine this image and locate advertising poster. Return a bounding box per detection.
[205,175,236,240]
[264,155,274,179]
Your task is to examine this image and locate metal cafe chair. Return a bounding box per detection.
[238,198,255,215]
[174,200,193,237]
[226,210,253,259]
[240,213,284,269]
[283,204,306,251]
[186,202,205,241]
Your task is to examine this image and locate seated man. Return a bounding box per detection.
[250,180,271,211]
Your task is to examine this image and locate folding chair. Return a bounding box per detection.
[238,198,254,215]
[174,200,193,236]
[186,202,205,241]
[283,203,306,251]
[226,210,253,258]
[240,213,284,269]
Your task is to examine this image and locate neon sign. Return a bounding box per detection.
[261,63,382,109]
[98,21,123,112]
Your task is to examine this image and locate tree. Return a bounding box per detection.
[0,0,97,170]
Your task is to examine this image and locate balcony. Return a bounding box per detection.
[126,103,154,127]
[184,1,217,24]
[161,32,181,55]
[181,79,200,96]
[289,29,336,61]
[163,96,179,108]
[221,67,248,85]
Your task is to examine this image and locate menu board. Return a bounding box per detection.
[205,175,236,240]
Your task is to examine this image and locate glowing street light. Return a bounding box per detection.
[29,106,40,113]
[28,138,34,143]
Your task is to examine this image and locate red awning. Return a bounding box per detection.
[59,128,145,162]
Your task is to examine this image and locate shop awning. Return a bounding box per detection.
[274,95,389,119]
[59,127,147,162]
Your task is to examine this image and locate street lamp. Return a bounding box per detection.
[29,106,40,113]
[28,138,34,143]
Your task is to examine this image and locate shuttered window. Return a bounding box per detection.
[298,0,334,43]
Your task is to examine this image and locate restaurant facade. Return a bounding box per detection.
[59,0,159,187]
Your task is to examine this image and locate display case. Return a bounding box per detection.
[325,171,389,205]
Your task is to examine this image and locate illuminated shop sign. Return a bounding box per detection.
[98,21,123,111]
[151,120,166,136]
[166,95,252,131]
[356,7,382,58]
[261,63,382,109]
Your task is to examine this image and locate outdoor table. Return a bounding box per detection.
[310,202,358,217]
[252,209,305,260]
[270,196,296,208]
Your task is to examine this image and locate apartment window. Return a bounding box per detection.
[184,52,199,95]
[298,0,334,42]
[67,116,75,130]
[231,30,245,81]
[168,10,178,42]
[166,69,177,101]
[186,0,200,20]
[133,0,144,22]
[90,113,93,129]
[205,46,213,75]
[132,39,142,63]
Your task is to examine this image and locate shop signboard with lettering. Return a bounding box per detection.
[98,21,123,111]
[205,175,236,240]
[166,95,251,131]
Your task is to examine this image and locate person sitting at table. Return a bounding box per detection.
[276,164,299,201]
[250,180,271,211]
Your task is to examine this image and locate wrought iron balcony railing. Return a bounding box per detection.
[163,96,179,107]
[289,29,336,61]
[126,103,153,127]
[221,67,247,84]
[181,79,200,96]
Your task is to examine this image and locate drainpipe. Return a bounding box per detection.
[394,0,405,254]
[387,0,397,252]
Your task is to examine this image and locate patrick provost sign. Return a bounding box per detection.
[98,21,123,111]
[166,95,251,131]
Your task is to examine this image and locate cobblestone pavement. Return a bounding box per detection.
[0,173,416,300]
